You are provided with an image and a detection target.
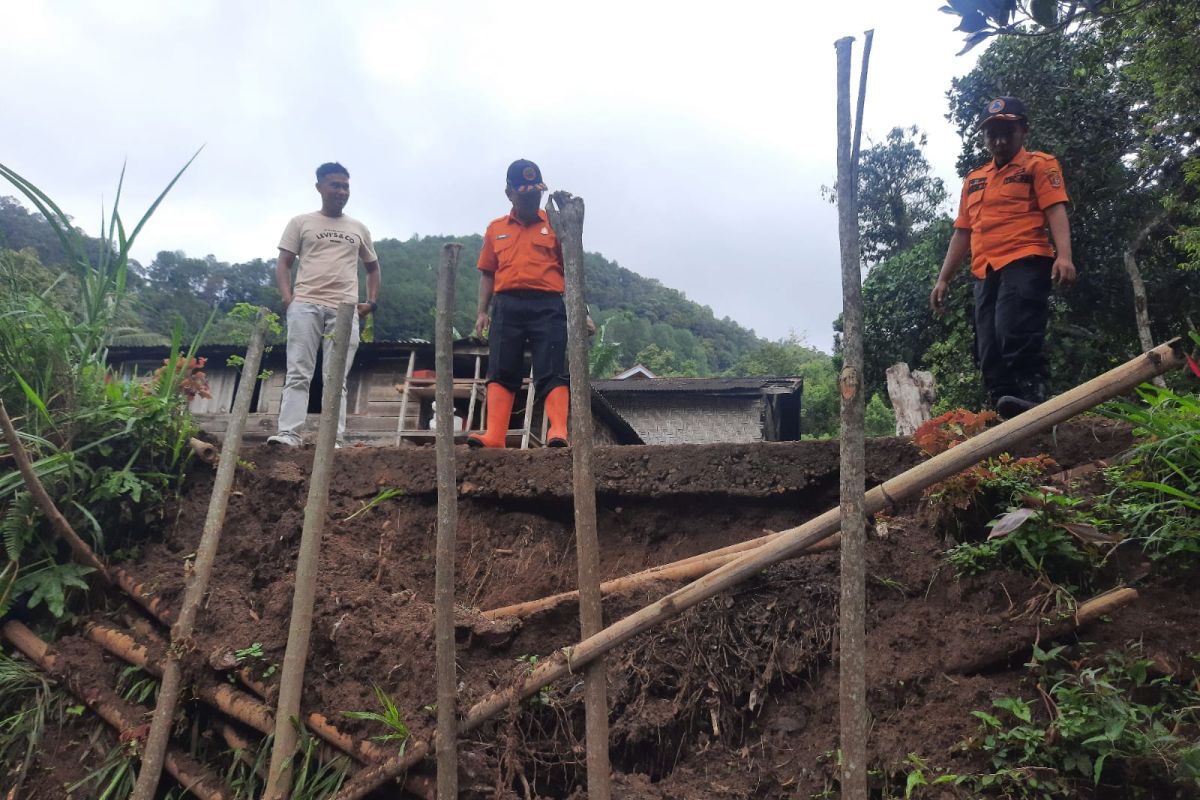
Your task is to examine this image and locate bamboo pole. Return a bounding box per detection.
[483,533,841,621]
[0,399,110,582]
[266,302,356,800]
[433,242,462,799]
[1,621,231,800]
[834,31,872,800]
[133,309,271,800]
[549,189,612,800]
[334,339,1185,800]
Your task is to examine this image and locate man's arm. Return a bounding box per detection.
[930,228,971,313]
[276,249,297,309]
[475,271,495,337]
[1044,203,1076,286]
[358,260,381,318]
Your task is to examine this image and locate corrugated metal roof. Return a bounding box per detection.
[592,377,803,395]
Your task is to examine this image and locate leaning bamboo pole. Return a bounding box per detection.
[1,621,231,800]
[433,242,462,799]
[0,399,110,581]
[133,309,271,800]
[266,302,356,800]
[549,189,612,800]
[483,533,841,621]
[333,339,1185,800]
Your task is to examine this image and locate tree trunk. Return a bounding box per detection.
[433,243,462,799]
[885,363,936,436]
[834,30,872,800]
[1123,213,1166,387]
[548,190,612,800]
[265,302,356,800]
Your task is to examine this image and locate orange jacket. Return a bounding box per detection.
[953,148,1070,278]
[477,209,564,294]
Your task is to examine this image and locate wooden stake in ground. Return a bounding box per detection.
[834,31,872,800]
[433,243,462,798]
[265,302,356,800]
[0,400,110,582]
[547,190,612,800]
[332,339,1185,800]
[131,309,271,800]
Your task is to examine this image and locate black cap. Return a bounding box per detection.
[976,96,1029,131]
[506,159,547,194]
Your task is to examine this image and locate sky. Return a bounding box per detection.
[0,0,980,352]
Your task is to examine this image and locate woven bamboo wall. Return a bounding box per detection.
[605,395,764,445]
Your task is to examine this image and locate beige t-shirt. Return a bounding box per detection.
[279,211,378,309]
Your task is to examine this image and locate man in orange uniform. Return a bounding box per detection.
[469,159,571,448]
[930,97,1076,419]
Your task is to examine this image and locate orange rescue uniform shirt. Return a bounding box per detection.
[953,148,1070,279]
[478,209,564,294]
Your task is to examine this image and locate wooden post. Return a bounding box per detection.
[433,243,462,798]
[395,350,416,445]
[520,363,536,449]
[131,309,271,800]
[466,354,482,430]
[834,30,872,800]
[548,190,612,800]
[333,341,1187,800]
[265,302,356,800]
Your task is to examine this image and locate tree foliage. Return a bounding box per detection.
[856,126,949,267]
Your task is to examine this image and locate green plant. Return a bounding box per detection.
[344,488,404,522]
[0,162,208,620]
[341,685,411,752]
[946,644,1200,798]
[66,741,138,799]
[116,665,158,705]
[234,642,265,663]
[0,652,66,793]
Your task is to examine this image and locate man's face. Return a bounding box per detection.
[317,173,350,213]
[982,120,1028,166]
[507,186,543,220]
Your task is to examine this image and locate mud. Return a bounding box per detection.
[13,416,1194,799]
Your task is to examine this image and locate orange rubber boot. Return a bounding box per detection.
[545,385,569,447]
[468,384,516,448]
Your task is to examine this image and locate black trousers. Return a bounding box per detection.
[974,255,1052,400]
[487,290,569,398]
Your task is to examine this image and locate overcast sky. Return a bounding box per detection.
[1,0,980,351]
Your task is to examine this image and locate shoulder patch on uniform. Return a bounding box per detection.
[1047,170,1063,188]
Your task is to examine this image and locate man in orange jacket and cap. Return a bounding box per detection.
[469,159,573,448]
[930,97,1076,419]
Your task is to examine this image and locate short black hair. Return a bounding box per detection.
[316,162,349,181]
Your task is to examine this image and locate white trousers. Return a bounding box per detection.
[276,301,359,444]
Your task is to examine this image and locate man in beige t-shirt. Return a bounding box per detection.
[267,162,382,448]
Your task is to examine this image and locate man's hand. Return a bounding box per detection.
[929,279,950,314]
[473,312,490,338]
[356,302,374,318]
[586,315,596,337]
[281,293,293,312]
[1051,256,1077,287]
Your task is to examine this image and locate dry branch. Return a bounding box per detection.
[334,339,1185,800]
[0,399,110,582]
[1,621,231,800]
[483,533,840,620]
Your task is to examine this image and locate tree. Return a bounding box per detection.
[856,127,948,266]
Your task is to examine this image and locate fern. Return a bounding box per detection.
[1,491,36,562]
[13,561,94,618]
